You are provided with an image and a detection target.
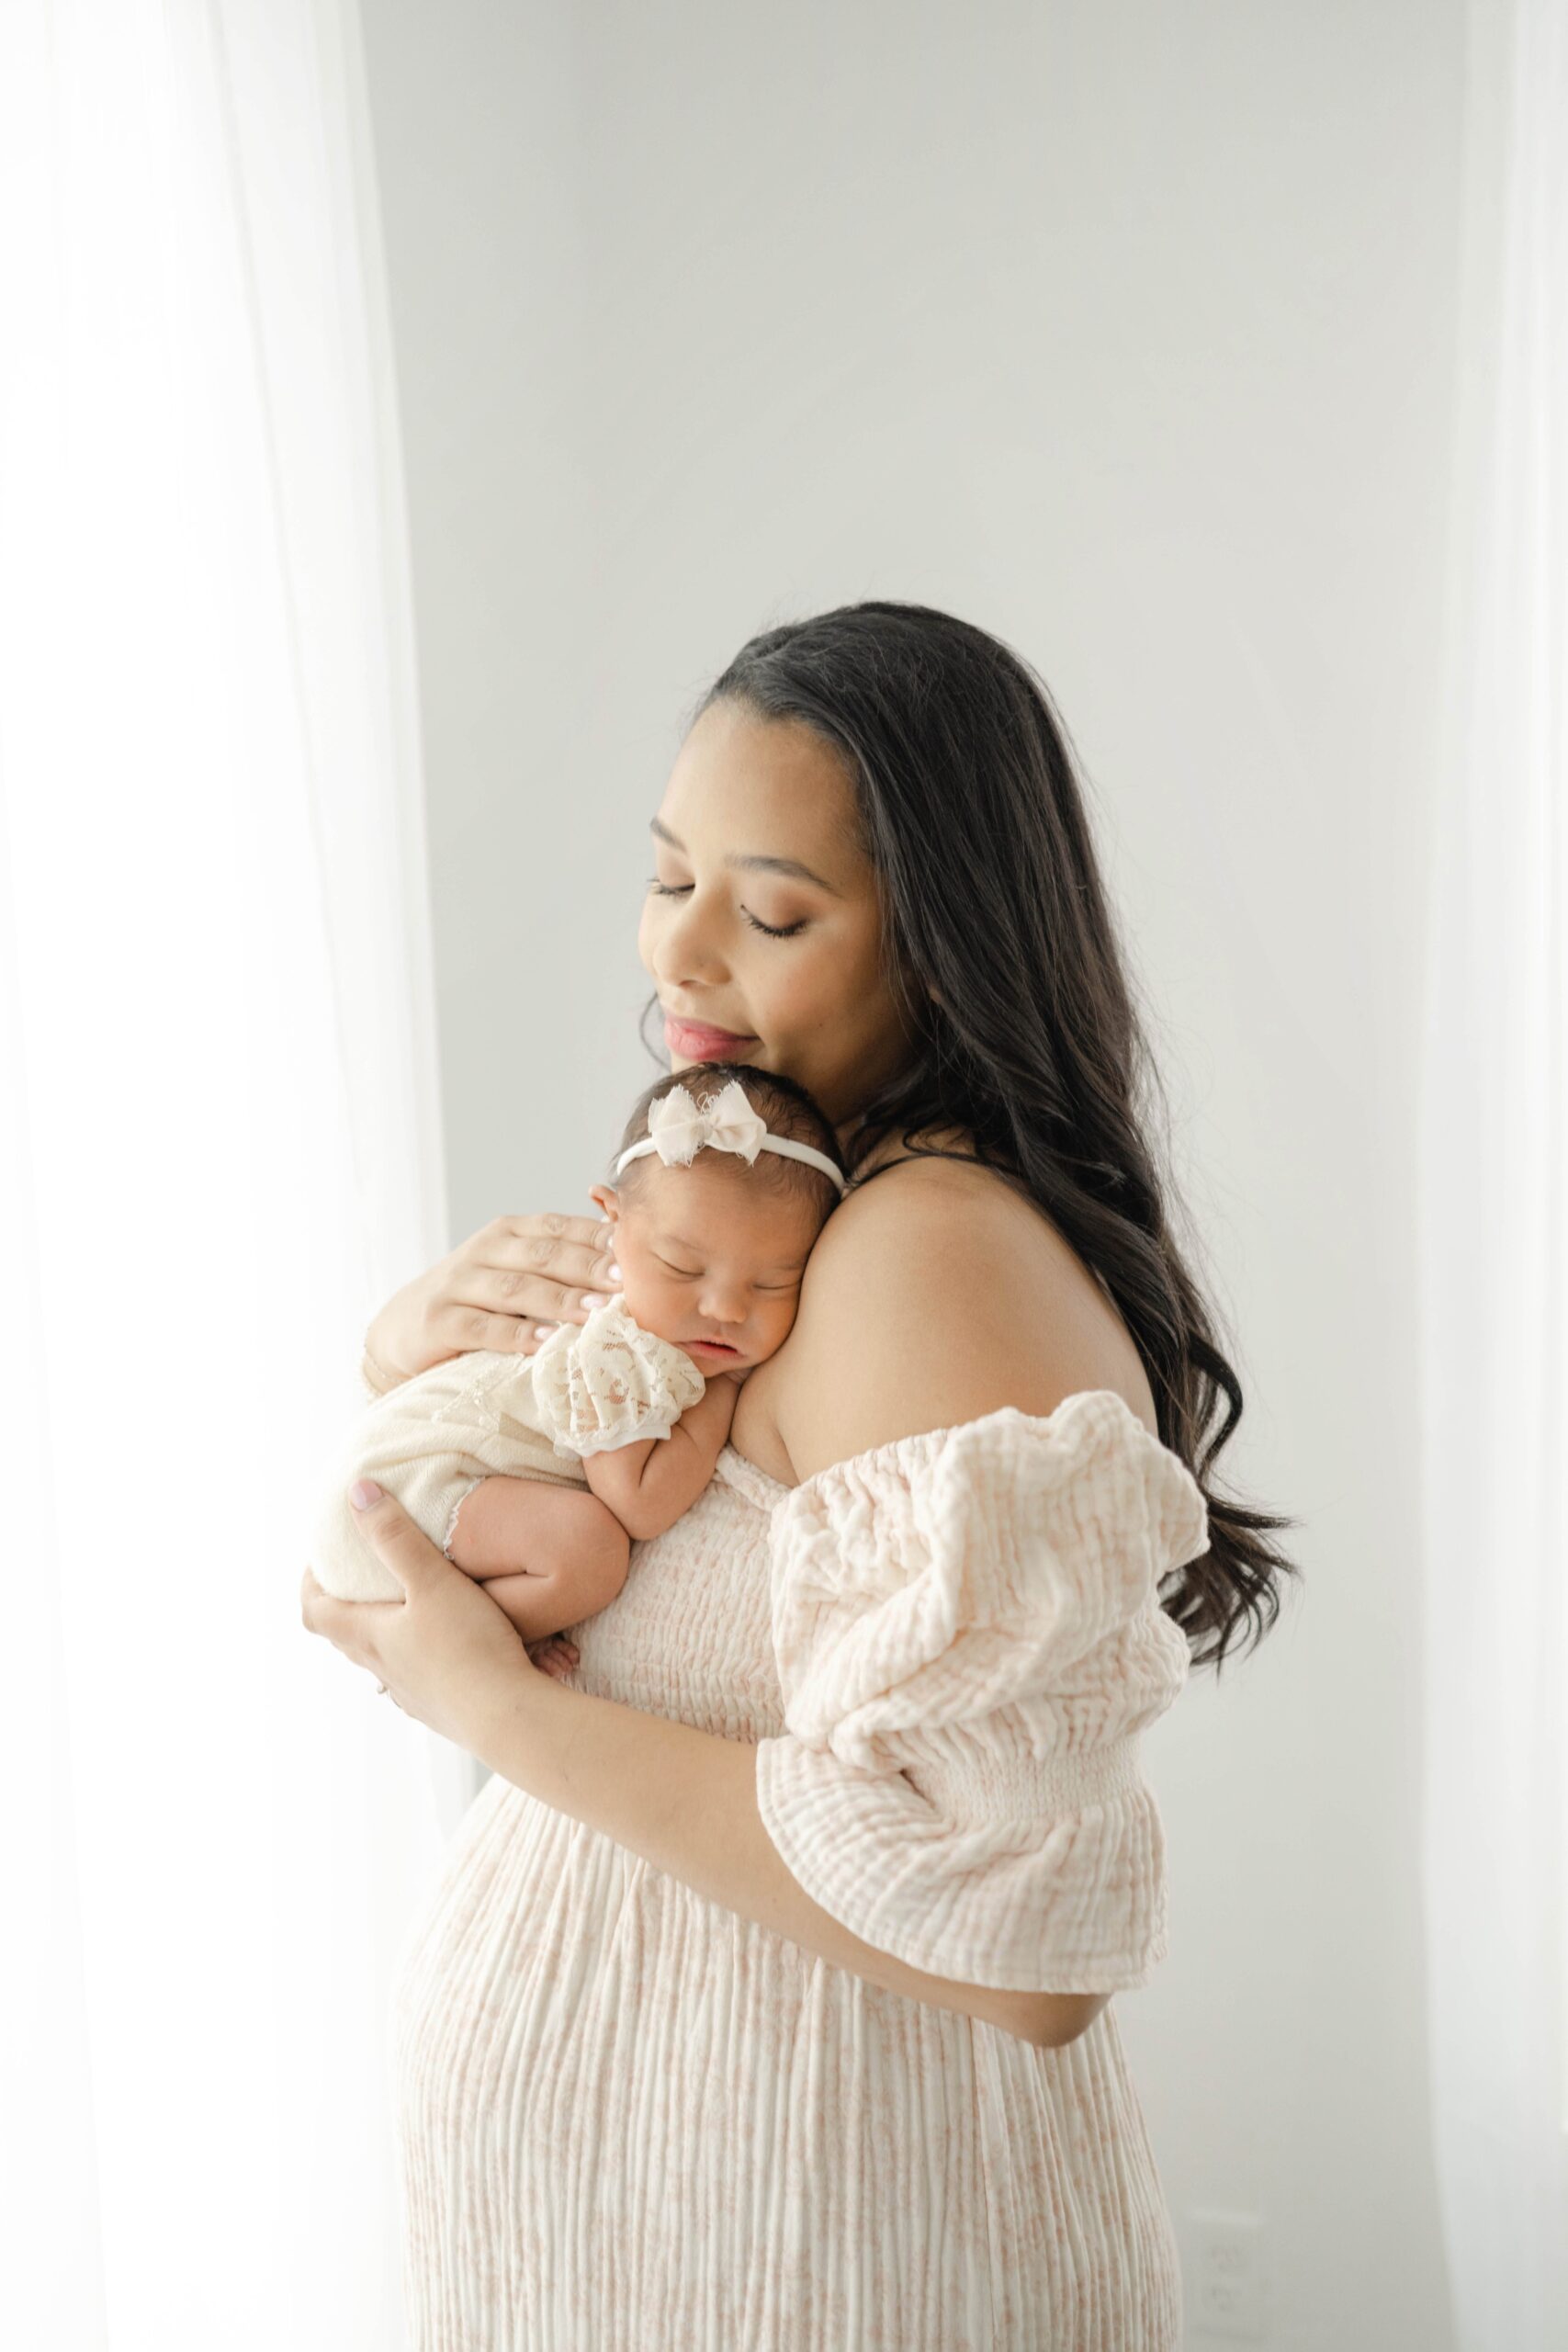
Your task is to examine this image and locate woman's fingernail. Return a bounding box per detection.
[534,1322,556,1338]
[580,1293,600,1310]
[350,1479,383,1510]
[606,1261,623,1284]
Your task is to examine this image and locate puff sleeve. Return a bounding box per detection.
[530,1295,707,1459]
[752,1390,1209,1994]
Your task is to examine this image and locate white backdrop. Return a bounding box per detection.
[0,3,461,2344]
[1418,0,1568,2341]
[355,2,1558,2346]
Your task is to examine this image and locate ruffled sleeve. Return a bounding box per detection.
[753,1389,1209,1994]
[530,1295,707,1459]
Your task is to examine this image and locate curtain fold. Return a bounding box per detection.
[0,3,463,2343]
[1417,0,1568,2344]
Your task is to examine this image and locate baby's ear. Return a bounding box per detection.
[587,1182,619,1221]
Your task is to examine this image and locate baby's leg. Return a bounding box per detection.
[446,1476,630,1643]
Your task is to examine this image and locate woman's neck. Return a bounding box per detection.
[838,1119,980,1177]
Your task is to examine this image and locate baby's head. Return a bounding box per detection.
[589,1063,847,1374]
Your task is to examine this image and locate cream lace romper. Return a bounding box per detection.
[309,1296,706,1602]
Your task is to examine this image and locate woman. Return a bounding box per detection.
[302,600,1298,2348]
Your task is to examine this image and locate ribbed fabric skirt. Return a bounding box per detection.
[390,1767,1183,2351]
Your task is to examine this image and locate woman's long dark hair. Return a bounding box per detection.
[640,599,1300,1677]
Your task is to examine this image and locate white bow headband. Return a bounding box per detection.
[615,1078,847,1193]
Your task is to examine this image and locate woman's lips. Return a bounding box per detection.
[664,1014,756,1058]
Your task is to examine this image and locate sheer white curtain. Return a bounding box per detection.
[1418,0,1568,2344]
[0,4,466,2345]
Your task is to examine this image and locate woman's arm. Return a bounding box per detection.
[471,1675,1104,2051]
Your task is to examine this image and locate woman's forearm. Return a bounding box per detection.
[360,1340,406,1396]
[469,1667,1100,2052]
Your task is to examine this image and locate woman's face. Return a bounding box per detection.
[637,697,921,1130]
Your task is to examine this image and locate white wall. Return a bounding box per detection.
[357,5,1469,2344]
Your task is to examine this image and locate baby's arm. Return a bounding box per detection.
[580,1372,743,1539]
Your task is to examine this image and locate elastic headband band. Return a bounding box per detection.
[615,1133,848,1193]
[614,1076,848,1195]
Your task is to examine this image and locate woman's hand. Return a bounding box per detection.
[299,1481,542,1750]
[366,1212,624,1385]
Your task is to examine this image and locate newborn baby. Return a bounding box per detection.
[308,1066,846,1647]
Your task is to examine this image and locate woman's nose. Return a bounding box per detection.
[652,897,728,986]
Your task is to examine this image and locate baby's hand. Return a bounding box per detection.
[525,1633,580,1679]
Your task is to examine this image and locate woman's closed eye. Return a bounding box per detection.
[645,877,807,940]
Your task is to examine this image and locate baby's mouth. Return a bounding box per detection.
[687,1338,741,1358]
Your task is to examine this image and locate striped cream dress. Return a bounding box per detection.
[390,1387,1208,2350]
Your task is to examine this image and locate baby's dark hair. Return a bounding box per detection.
[608,1062,847,1224]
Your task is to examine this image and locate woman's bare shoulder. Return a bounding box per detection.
[739,1150,1156,1483]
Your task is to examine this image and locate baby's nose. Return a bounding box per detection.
[700,1285,750,1324]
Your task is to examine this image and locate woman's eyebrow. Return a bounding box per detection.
[649,815,841,898]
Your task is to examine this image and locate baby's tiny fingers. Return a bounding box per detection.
[525,1635,579,1679]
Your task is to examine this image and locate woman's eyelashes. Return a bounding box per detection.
[645,877,807,940]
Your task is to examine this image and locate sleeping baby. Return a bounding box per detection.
[308,1065,847,1646]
